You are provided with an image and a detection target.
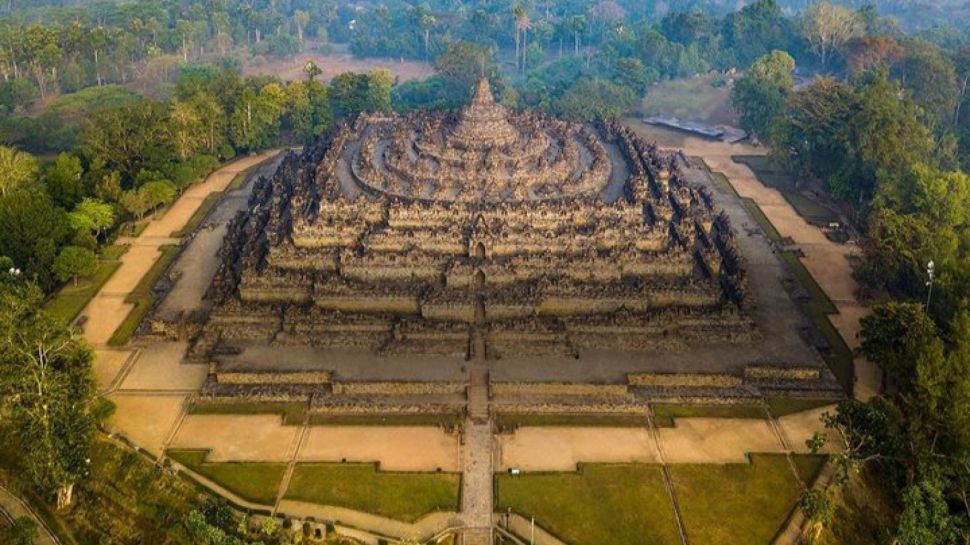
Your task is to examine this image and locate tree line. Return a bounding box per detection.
[730,7,969,544]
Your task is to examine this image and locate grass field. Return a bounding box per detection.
[765,397,835,417]
[43,245,127,326]
[307,413,463,428]
[639,74,737,126]
[108,244,180,346]
[496,464,682,545]
[494,413,649,431]
[652,403,766,427]
[167,449,285,506]
[671,454,823,545]
[283,463,460,522]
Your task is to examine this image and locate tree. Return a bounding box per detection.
[69,198,115,239]
[861,302,939,391]
[79,101,172,184]
[139,180,177,212]
[293,10,310,43]
[893,43,961,133]
[800,489,835,544]
[0,282,100,508]
[2,516,38,545]
[730,50,794,141]
[0,145,38,197]
[612,57,655,96]
[43,153,84,209]
[53,246,97,286]
[0,188,70,292]
[169,100,205,161]
[553,77,636,122]
[801,0,863,68]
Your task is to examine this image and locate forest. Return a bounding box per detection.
[0,0,968,544]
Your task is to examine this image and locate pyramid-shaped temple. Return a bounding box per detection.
[191,79,753,373]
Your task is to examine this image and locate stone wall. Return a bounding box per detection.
[331,381,465,396]
[628,373,744,388]
[491,382,629,397]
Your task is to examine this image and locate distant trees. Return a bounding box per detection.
[800,0,863,68]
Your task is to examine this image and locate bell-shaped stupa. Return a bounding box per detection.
[451,78,519,149]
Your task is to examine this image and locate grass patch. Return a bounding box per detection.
[496,463,681,545]
[793,454,828,486]
[43,247,126,326]
[495,413,648,431]
[765,398,836,417]
[670,454,808,545]
[652,403,765,427]
[170,192,223,238]
[733,155,838,227]
[168,449,285,506]
[817,466,897,545]
[226,164,259,191]
[307,413,462,428]
[188,401,307,426]
[108,244,180,346]
[284,463,460,522]
[638,74,736,126]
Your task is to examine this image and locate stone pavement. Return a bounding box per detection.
[628,120,880,401]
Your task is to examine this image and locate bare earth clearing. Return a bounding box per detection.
[242,51,434,82]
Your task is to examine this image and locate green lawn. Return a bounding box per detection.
[638,74,737,126]
[670,454,814,545]
[284,463,460,522]
[652,403,766,427]
[307,413,462,428]
[167,449,285,506]
[43,251,125,327]
[495,464,682,545]
[494,413,648,431]
[765,398,836,417]
[108,244,180,346]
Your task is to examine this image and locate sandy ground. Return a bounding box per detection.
[118,342,208,391]
[778,405,842,454]
[242,51,434,83]
[497,427,659,471]
[92,349,131,391]
[299,426,460,471]
[628,121,881,401]
[106,394,187,456]
[658,418,783,463]
[170,414,298,462]
[168,416,461,471]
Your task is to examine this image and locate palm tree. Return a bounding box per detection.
[513,4,526,72]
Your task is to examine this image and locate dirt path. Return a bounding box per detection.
[627,120,880,401]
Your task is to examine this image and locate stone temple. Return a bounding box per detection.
[182,79,841,406]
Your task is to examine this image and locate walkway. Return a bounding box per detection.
[0,485,59,545]
[80,150,282,347]
[628,120,880,401]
